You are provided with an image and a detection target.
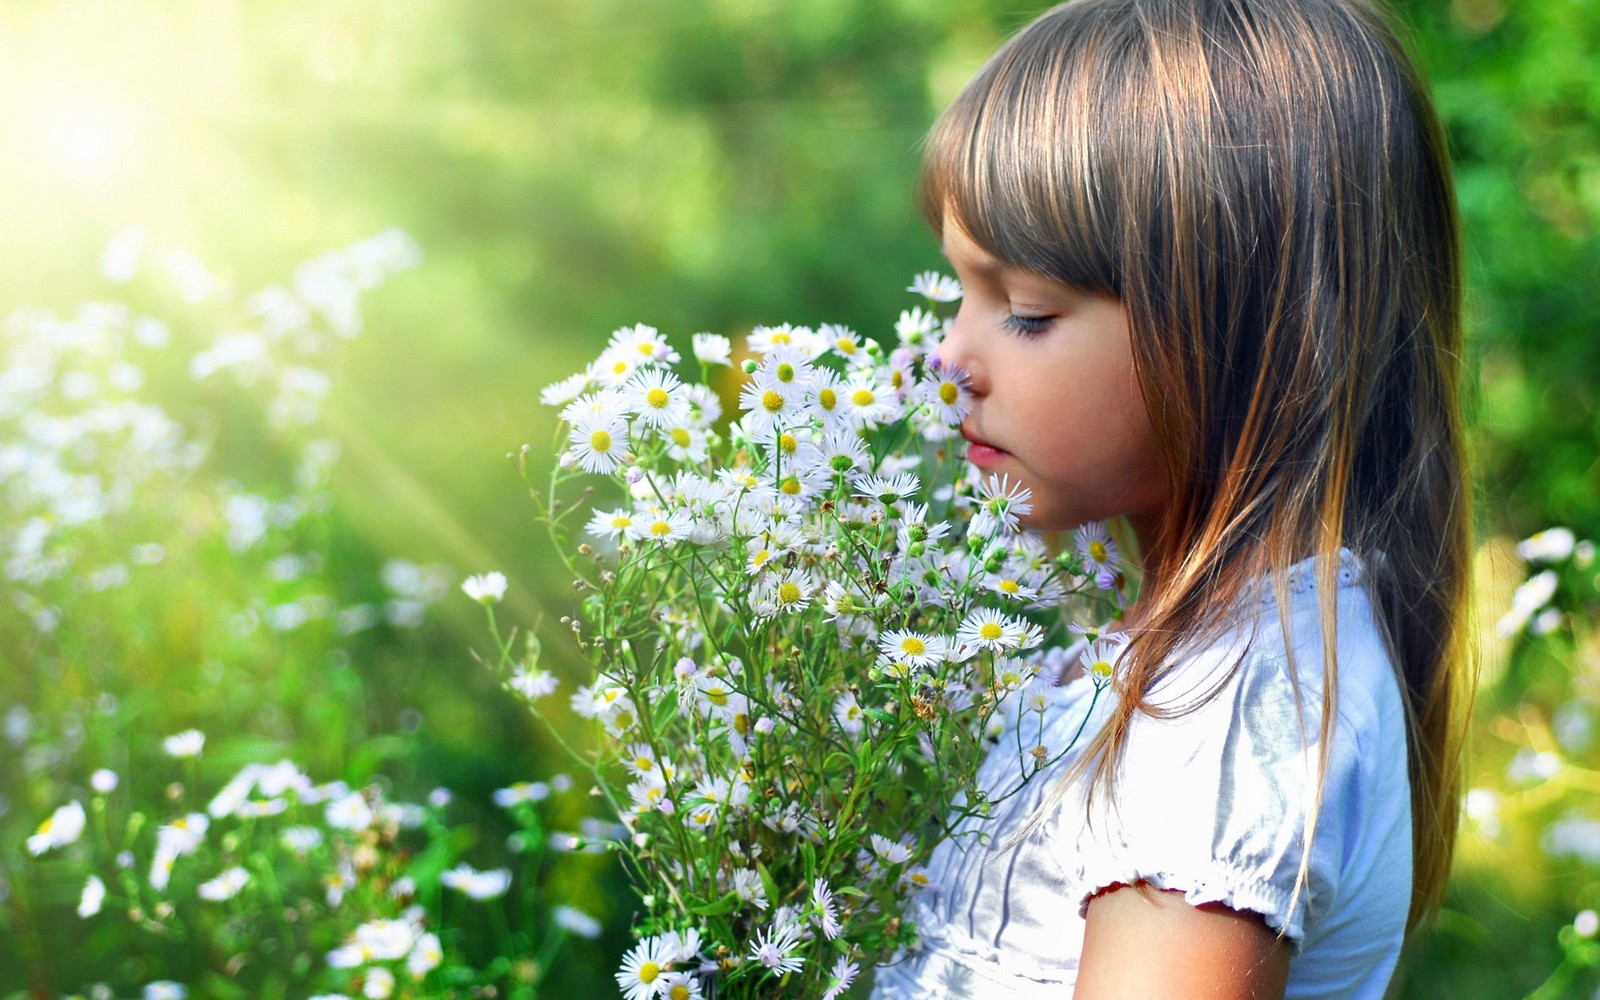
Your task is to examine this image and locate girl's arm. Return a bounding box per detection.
[1074,883,1291,1000]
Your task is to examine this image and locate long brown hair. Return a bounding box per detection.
[921,0,1472,932]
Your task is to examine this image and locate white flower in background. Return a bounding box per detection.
[407,932,443,977]
[553,904,604,940]
[731,867,769,910]
[78,874,106,917]
[442,863,512,900]
[907,271,963,302]
[493,781,550,807]
[840,375,899,429]
[608,322,679,365]
[614,933,675,1000]
[461,571,507,605]
[281,826,323,854]
[1518,527,1577,564]
[100,224,148,283]
[747,323,814,356]
[325,791,375,831]
[895,306,939,347]
[197,866,250,902]
[1497,569,1560,637]
[566,411,628,474]
[692,332,732,366]
[869,833,914,865]
[363,967,395,999]
[27,800,86,855]
[142,982,188,1000]
[509,667,558,699]
[833,692,865,736]
[162,729,205,758]
[540,371,593,407]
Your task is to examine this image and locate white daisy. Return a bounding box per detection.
[819,322,863,361]
[566,411,628,474]
[869,832,914,865]
[607,322,679,364]
[586,507,635,540]
[1080,637,1126,684]
[196,866,250,902]
[971,474,1033,537]
[854,472,920,506]
[624,368,691,429]
[749,922,805,974]
[895,306,939,350]
[441,863,512,900]
[876,629,947,670]
[539,371,592,407]
[983,574,1040,601]
[162,729,205,758]
[758,345,816,402]
[614,934,672,998]
[589,346,643,388]
[748,323,824,357]
[662,423,710,464]
[922,362,973,426]
[78,874,106,917]
[627,507,693,544]
[692,332,732,366]
[821,955,860,1000]
[1075,522,1121,589]
[955,609,1025,653]
[736,372,803,438]
[806,368,848,428]
[812,877,841,939]
[907,270,963,302]
[840,375,901,428]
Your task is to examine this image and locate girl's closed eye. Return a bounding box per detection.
[1002,312,1053,337]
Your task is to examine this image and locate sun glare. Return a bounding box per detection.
[20,85,143,185]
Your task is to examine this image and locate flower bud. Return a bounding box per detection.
[741,359,759,375]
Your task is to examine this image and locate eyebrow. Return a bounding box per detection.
[939,243,1006,276]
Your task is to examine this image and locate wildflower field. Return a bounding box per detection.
[2,1,1599,998]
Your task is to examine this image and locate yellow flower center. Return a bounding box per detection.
[610,516,631,529]
[939,382,959,404]
[1000,670,1022,687]
[851,388,875,406]
[762,390,784,413]
[646,387,670,409]
[818,387,837,410]
[707,686,729,707]
[780,477,801,496]
[734,712,751,735]
[671,986,690,1000]
[776,362,795,382]
[1089,540,1108,562]
[639,961,662,984]
[771,332,792,344]
[612,360,628,375]
[650,520,671,536]
[36,817,53,835]
[636,342,656,357]
[752,549,770,567]
[670,427,691,446]
[779,581,802,604]
[891,370,904,389]
[999,579,1020,594]
[836,337,857,354]
[1091,659,1114,678]
[635,756,653,770]
[778,432,797,453]
[590,429,612,452]
[979,622,1003,641]
[900,637,926,656]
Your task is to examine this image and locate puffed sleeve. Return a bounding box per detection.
[1048,621,1367,947]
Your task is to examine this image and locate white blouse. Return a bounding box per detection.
[872,551,1412,999]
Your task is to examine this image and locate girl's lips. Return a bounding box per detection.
[961,428,1010,468]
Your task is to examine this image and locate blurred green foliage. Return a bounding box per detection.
[1,0,1598,996]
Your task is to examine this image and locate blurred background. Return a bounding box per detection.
[0,0,1597,997]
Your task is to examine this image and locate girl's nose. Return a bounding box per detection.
[934,304,984,396]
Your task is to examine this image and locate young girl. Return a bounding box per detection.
[873,1,1470,997]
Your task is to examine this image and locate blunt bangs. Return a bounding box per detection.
[918,2,1134,298]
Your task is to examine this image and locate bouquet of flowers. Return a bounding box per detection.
[474,274,1125,998]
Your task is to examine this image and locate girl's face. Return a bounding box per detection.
[935,214,1169,546]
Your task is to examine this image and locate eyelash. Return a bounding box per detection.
[1002,313,1053,337]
